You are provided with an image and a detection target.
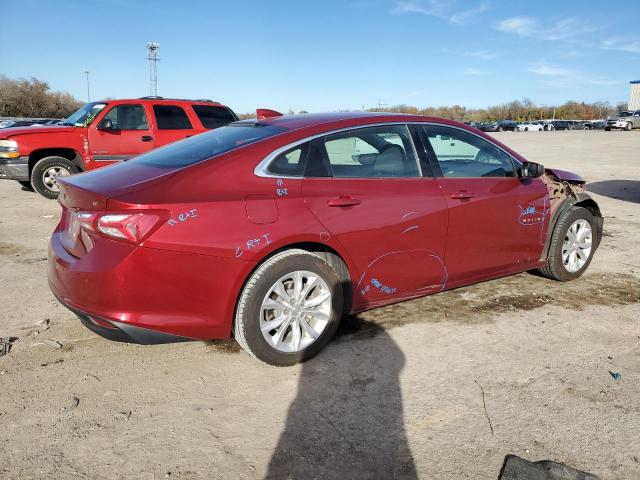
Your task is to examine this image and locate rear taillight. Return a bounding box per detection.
[65,210,165,246]
[96,213,162,244]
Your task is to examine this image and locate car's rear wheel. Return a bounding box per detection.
[31,156,78,199]
[234,249,344,366]
[537,206,596,281]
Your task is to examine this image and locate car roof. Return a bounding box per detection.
[236,111,460,132]
[95,98,229,107]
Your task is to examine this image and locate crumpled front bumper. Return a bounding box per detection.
[0,156,29,181]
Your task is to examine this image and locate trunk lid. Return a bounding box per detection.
[56,161,178,258]
[57,160,177,209]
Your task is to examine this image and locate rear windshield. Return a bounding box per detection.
[134,123,287,168]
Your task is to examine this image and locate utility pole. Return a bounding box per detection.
[376,100,388,110]
[146,42,161,97]
[84,69,91,102]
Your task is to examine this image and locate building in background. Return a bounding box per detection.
[630,80,640,110]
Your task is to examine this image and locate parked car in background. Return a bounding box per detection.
[477,121,517,132]
[0,97,238,198]
[587,120,606,130]
[605,110,640,131]
[517,121,544,132]
[496,120,518,132]
[477,122,498,132]
[550,120,573,131]
[0,118,61,129]
[48,111,603,366]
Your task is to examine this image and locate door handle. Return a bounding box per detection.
[450,191,476,200]
[327,196,361,207]
[141,135,153,142]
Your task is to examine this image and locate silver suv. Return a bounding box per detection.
[605,110,640,131]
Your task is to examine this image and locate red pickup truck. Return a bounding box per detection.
[0,97,238,198]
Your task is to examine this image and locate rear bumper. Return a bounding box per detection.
[0,156,29,181]
[53,293,191,344]
[48,230,249,342]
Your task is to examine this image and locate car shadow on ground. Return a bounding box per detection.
[265,315,417,479]
[587,180,640,204]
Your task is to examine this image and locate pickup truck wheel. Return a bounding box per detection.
[32,156,78,199]
[18,181,33,190]
[234,249,343,366]
[537,206,596,282]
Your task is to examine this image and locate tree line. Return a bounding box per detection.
[0,76,82,118]
[0,75,629,122]
[366,98,628,122]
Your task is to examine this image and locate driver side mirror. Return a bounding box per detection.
[520,161,544,178]
[98,118,114,130]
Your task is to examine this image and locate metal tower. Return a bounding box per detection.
[84,69,91,102]
[146,42,160,97]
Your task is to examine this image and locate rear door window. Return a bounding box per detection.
[153,105,192,130]
[321,125,420,178]
[192,105,236,129]
[267,143,308,176]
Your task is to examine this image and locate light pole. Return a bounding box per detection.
[146,42,160,97]
[84,69,91,102]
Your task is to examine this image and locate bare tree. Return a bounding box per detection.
[0,75,83,118]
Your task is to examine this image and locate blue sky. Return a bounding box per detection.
[2,0,639,113]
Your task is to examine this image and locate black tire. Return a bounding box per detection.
[234,249,344,366]
[625,122,632,131]
[31,156,79,199]
[497,126,504,132]
[604,128,610,131]
[537,206,597,281]
[18,180,33,190]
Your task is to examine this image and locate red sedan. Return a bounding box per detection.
[48,112,603,365]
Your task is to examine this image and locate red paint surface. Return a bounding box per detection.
[48,112,590,340]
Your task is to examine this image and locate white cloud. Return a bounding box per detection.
[465,50,499,60]
[528,63,624,89]
[393,0,489,25]
[463,68,488,76]
[495,16,597,41]
[495,16,537,36]
[601,37,640,54]
[528,63,573,77]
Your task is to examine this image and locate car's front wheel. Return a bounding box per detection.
[537,206,597,281]
[31,156,78,199]
[625,122,632,131]
[234,249,344,366]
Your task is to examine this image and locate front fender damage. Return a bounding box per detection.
[539,169,603,261]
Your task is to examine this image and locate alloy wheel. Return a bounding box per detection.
[260,270,332,353]
[562,219,593,273]
[42,166,70,192]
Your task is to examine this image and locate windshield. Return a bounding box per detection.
[135,123,288,168]
[617,111,632,117]
[63,102,107,127]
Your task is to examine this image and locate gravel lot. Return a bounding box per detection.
[1,130,639,479]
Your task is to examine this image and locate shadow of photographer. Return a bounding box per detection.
[266,315,417,479]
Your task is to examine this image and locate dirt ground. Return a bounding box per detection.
[1,130,639,479]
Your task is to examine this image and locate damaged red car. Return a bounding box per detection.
[48,112,603,365]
